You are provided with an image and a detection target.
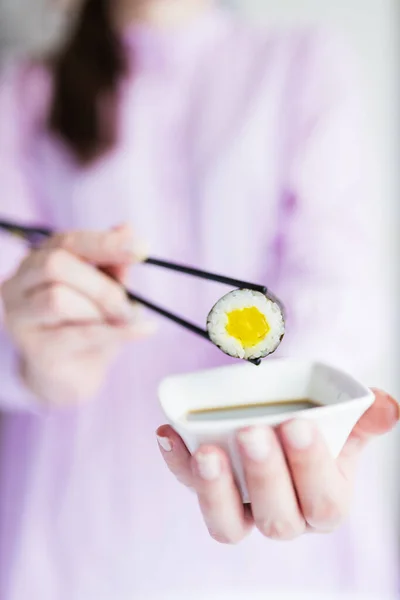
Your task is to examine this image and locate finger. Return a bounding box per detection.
[10,249,135,323]
[237,426,306,540]
[44,225,147,264]
[100,225,140,284]
[9,285,156,335]
[73,323,143,351]
[338,389,399,475]
[122,319,158,340]
[109,223,149,263]
[191,446,252,544]
[280,420,348,532]
[156,425,194,488]
[63,324,127,354]
[101,264,130,285]
[34,322,143,358]
[7,283,104,327]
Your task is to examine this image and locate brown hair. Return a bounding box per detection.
[48,0,127,165]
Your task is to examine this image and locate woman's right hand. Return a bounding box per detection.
[1,226,151,407]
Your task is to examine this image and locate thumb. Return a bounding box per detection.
[338,389,399,473]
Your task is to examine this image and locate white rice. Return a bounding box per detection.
[207,289,285,360]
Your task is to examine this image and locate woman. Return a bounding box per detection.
[0,1,398,599]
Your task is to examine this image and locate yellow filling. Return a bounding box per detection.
[226,307,270,348]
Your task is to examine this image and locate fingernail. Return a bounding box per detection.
[238,427,271,461]
[196,452,221,481]
[122,240,149,261]
[284,420,314,449]
[157,436,172,452]
[133,242,149,262]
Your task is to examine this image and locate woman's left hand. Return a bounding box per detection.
[156,389,398,543]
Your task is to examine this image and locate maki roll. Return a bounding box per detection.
[207,289,285,361]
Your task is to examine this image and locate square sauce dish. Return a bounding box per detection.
[158,359,374,502]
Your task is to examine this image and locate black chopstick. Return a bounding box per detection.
[0,219,212,337]
[0,220,51,245]
[0,219,265,365]
[0,220,267,294]
[125,291,261,365]
[127,290,209,340]
[145,258,267,294]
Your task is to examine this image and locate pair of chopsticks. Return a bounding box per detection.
[0,219,268,364]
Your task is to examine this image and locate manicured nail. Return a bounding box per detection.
[238,427,271,461]
[157,436,172,452]
[284,420,314,449]
[196,452,221,481]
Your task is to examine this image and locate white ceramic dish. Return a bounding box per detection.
[158,359,374,502]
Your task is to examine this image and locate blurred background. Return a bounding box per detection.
[234,0,400,373]
[232,0,400,528]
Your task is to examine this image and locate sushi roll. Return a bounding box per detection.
[207,289,285,362]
